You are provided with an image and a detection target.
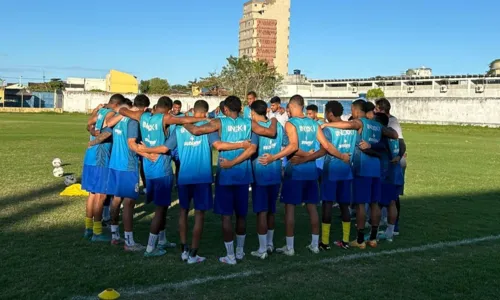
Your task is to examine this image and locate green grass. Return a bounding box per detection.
[1,113,500,300]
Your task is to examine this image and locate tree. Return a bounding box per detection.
[170,84,190,94]
[366,88,385,99]
[217,56,283,101]
[29,79,65,92]
[139,78,170,94]
[486,59,500,76]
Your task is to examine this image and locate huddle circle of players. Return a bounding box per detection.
[82,91,406,264]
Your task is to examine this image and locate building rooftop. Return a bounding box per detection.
[309,74,500,83]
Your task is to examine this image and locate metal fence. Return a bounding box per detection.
[2,91,63,108]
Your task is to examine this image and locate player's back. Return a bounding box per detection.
[285,117,318,180]
[139,112,173,179]
[386,138,404,185]
[85,108,113,167]
[253,120,284,186]
[109,117,138,172]
[218,116,252,185]
[323,127,357,181]
[176,121,213,185]
[353,117,382,177]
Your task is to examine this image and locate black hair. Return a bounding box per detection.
[375,98,391,113]
[156,96,173,110]
[325,101,344,117]
[109,94,125,105]
[374,112,389,127]
[364,101,375,113]
[125,99,133,107]
[224,95,242,113]
[306,104,318,112]
[133,94,150,108]
[247,91,257,98]
[173,100,182,107]
[193,99,209,113]
[219,100,225,111]
[348,116,354,121]
[251,100,267,116]
[270,96,281,104]
[289,94,304,107]
[352,99,366,112]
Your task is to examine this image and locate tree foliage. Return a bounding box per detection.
[28,79,65,92]
[486,59,500,76]
[366,88,385,99]
[140,77,170,94]
[170,84,190,94]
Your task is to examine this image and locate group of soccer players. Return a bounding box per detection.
[81,91,406,264]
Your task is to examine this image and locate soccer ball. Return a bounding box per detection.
[52,158,62,167]
[64,175,77,186]
[53,167,64,178]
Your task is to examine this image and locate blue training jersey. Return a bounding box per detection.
[174,121,214,185]
[84,108,113,167]
[253,120,284,186]
[353,117,382,177]
[284,117,319,180]
[322,127,357,181]
[109,117,140,172]
[243,106,251,119]
[139,112,174,179]
[217,116,253,185]
[385,138,404,185]
[315,119,325,171]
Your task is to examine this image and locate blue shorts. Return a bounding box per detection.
[107,169,139,200]
[252,184,280,214]
[178,183,213,211]
[281,179,319,205]
[321,179,352,204]
[146,176,174,207]
[214,184,249,216]
[353,176,381,204]
[81,164,109,194]
[380,184,403,207]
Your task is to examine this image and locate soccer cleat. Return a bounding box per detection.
[276,246,295,256]
[83,229,93,240]
[377,232,393,243]
[101,219,111,228]
[307,244,320,254]
[144,248,167,257]
[367,240,378,248]
[219,256,237,265]
[181,251,189,262]
[158,240,177,250]
[250,250,268,260]
[111,238,124,245]
[91,234,111,242]
[187,255,207,264]
[235,250,245,260]
[334,240,350,250]
[124,243,146,252]
[349,240,366,249]
[266,245,275,254]
[319,242,331,251]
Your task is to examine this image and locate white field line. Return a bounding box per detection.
[71,234,500,300]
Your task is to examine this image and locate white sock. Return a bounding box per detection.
[225,241,235,258]
[236,234,246,253]
[381,207,387,221]
[386,224,395,238]
[124,231,135,246]
[286,236,294,250]
[146,233,158,253]
[258,234,267,253]
[111,225,120,240]
[158,230,166,245]
[311,234,319,248]
[102,206,110,220]
[266,229,274,247]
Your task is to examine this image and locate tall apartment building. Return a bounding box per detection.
[239,0,291,76]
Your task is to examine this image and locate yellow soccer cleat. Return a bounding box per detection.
[98,288,120,300]
[349,240,366,249]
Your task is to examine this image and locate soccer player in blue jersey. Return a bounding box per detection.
[184,96,277,265]
[260,95,350,255]
[322,100,398,249]
[293,101,357,250]
[243,91,257,119]
[82,94,125,242]
[306,104,326,183]
[208,101,226,119]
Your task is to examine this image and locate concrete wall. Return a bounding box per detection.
[0,107,63,113]
[62,91,225,113]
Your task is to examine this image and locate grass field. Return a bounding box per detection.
[1,113,500,300]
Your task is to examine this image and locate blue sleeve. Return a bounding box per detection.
[250,133,259,146]
[208,132,220,146]
[164,132,177,150]
[127,120,139,139]
[322,128,332,143]
[103,127,113,134]
[208,111,216,119]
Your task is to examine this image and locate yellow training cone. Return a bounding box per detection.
[98,288,120,300]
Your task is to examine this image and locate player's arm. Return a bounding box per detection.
[382,127,398,139]
[104,114,123,128]
[259,122,298,165]
[184,118,221,136]
[399,139,406,157]
[138,132,177,155]
[251,118,277,137]
[294,149,314,157]
[212,140,252,151]
[359,140,386,158]
[118,107,144,121]
[321,119,362,130]
[88,127,112,147]
[290,147,327,165]
[220,134,258,169]
[163,114,207,126]
[316,126,350,163]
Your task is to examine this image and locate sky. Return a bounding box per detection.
[1,0,499,84]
